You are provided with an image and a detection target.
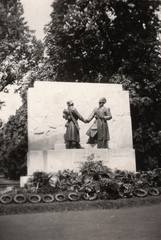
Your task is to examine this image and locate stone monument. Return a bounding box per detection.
[20,81,136,186]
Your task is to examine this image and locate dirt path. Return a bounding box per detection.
[0,204,161,240]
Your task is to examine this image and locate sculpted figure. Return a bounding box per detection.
[63,100,85,149]
[86,98,112,148]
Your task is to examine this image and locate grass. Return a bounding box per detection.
[0,194,161,215]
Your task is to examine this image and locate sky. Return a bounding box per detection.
[0,1,53,121]
[20,0,53,41]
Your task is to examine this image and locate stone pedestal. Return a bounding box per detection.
[20,81,136,187]
[27,145,136,176]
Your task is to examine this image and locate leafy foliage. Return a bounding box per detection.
[79,160,114,179]
[22,161,161,199]
[45,0,161,82]
[45,0,161,169]
[0,0,45,177]
[27,171,52,188]
[0,103,27,179]
[0,0,44,92]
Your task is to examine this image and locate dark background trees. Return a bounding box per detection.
[0,0,44,178]
[0,0,44,91]
[0,105,27,179]
[45,0,161,170]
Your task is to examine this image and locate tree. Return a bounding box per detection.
[45,0,161,82]
[45,0,161,169]
[0,104,27,179]
[45,0,115,82]
[0,0,45,178]
[108,0,161,169]
[0,0,44,92]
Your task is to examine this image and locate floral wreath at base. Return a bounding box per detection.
[28,194,41,203]
[148,188,160,196]
[133,188,148,198]
[67,192,80,201]
[82,192,98,201]
[42,194,55,203]
[14,194,27,204]
[55,193,67,202]
[0,194,13,204]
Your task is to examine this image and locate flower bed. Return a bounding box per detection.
[1,161,161,205]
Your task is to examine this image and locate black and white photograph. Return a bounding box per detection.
[0,0,161,239]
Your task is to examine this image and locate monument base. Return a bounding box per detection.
[20,145,136,187]
[20,147,136,187]
[20,146,136,187]
[27,148,136,174]
[20,175,32,188]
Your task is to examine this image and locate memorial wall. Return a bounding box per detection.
[28,81,133,150]
[24,81,136,181]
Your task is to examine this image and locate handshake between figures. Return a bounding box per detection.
[84,119,89,123]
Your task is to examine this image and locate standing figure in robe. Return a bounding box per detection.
[86,98,112,148]
[63,100,85,149]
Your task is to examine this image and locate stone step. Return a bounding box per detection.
[53,143,117,150]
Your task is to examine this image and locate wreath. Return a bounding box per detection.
[148,188,160,196]
[14,194,27,204]
[68,192,80,201]
[28,194,41,203]
[133,188,148,198]
[42,194,55,203]
[0,194,13,204]
[83,192,98,201]
[55,193,66,202]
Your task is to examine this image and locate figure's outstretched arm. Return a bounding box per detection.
[86,108,96,123]
[74,108,86,123]
[104,108,112,120]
